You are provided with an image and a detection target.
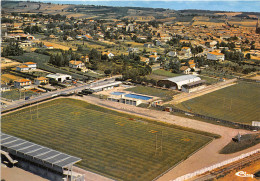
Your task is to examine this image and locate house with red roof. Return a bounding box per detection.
[14,79,31,88]
[69,60,85,69]
[207,51,225,61]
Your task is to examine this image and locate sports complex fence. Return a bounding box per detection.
[153,105,260,131]
[172,149,260,181]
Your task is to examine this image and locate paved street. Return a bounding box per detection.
[1,76,120,113]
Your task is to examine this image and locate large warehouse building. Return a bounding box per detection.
[157,75,202,90]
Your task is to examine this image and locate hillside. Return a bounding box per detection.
[2,1,259,26]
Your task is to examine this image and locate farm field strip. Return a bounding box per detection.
[2,98,213,181]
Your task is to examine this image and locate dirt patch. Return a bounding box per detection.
[1,58,20,68]
[218,159,260,181]
[1,166,48,181]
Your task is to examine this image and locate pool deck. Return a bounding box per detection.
[94,86,159,102]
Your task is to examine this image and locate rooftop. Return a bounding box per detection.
[164,75,200,83]
[1,132,81,171]
[14,79,31,83]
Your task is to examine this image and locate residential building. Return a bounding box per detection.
[149,54,159,62]
[34,77,49,85]
[1,84,11,92]
[207,51,225,61]
[16,65,30,72]
[180,66,191,74]
[102,52,114,59]
[24,62,37,69]
[14,79,31,88]
[181,47,191,57]
[167,51,177,57]
[69,60,85,69]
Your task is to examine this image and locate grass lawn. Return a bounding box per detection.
[8,52,50,64]
[176,81,260,125]
[220,133,260,154]
[152,69,182,78]
[125,85,179,102]
[2,98,215,181]
[1,89,39,101]
[198,75,219,85]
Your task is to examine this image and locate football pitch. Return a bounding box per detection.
[2,98,214,181]
[177,81,260,125]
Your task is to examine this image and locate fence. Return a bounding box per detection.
[153,105,260,131]
[172,149,260,181]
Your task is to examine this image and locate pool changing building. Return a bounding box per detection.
[107,93,153,106]
[1,132,84,181]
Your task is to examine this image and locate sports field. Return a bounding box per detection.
[176,81,260,125]
[1,98,214,181]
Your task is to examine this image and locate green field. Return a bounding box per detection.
[152,69,182,78]
[2,98,214,181]
[126,85,179,102]
[1,89,39,101]
[176,81,260,125]
[220,133,260,154]
[8,53,101,79]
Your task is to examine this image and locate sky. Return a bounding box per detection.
[8,0,260,12]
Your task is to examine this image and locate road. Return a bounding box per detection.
[1,76,119,113]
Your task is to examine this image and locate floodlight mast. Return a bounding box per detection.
[155,131,163,156]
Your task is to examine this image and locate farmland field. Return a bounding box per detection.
[176,81,260,125]
[1,98,215,181]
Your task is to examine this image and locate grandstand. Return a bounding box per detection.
[1,132,83,181]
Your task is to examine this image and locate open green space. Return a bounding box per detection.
[220,133,260,154]
[198,75,219,85]
[126,85,179,102]
[1,89,39,101]
[8,52,102,80]
[2,98,215,181]
[176,81,260,125]
[152,69,182,78]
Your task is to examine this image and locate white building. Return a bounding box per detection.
[89,81,122,92]
[24,62,37,69]
[158,75,201,90]
[46,73,72,82]
[207,51,225,61]
[167,51,177,57]
[16,62,36,72]
[69,60,85,69]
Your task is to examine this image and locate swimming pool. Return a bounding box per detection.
[110,92,126,95]
[124,94,152,100]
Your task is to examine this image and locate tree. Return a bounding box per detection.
[2,42,23,57]
[104,69,112,75]
[245,53,251,60]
